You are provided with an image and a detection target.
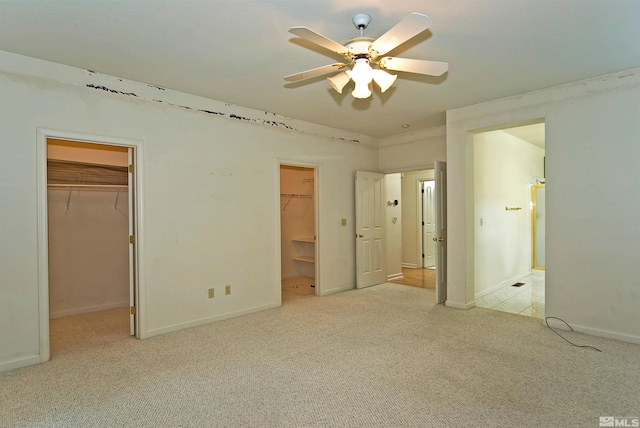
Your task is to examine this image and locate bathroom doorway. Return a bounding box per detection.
[472,122,546,319]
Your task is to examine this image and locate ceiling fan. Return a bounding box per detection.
[284,12,448,99]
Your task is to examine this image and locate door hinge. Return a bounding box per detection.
[130,306,136,315]
[129,235,135,244]
[422,254,425,258]
[129,164,134,173]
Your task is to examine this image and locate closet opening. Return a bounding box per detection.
[280,164,318,302]
[44,137,139,359]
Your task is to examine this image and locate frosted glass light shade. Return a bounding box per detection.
[327,72,350,94]
[351,81,372,99]
[347,59,374,99]
[372,69,398,93]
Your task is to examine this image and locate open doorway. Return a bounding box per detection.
[280,164,318,302]
[472,122,546,319]
[36,129,143,364]
[388,169,437,290]
[46,139,135,356]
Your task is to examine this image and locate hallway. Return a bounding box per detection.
[389,268,435,289]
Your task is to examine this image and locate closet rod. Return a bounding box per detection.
[48,184,128,191]
[280,193,312,198]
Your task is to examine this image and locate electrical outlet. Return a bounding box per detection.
[225,285,231,295]
[208,288,215,299]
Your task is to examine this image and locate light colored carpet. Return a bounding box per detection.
[2,283,639,427]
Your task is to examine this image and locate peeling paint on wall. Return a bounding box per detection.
[81,74,367,145]
[86,84,137,97]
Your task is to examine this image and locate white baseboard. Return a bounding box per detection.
[446,300,476,310]
[387,272,403,281]
[474,272,531,300]
[49,300,129,319]
[0,354,44,373]
[401,263,418,269]
[543,317,640,345]
[145,302,281,338]
[319,284,354,296]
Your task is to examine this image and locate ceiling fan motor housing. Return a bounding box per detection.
[345,38,374,57]
[352,13,371,30]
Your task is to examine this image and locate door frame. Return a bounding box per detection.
[36,128,146,363]
[531,183,546,270]
[382,164,446,300]
[277,159,321,298]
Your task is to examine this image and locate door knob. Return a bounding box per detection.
[356,234,364,238]
[433,237,445,242]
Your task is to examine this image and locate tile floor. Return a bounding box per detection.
[475,270,545,319]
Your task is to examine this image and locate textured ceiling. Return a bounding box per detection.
[1,0,639,138]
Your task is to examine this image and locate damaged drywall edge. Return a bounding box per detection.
[79,69,371,146]
[0,51,375,146]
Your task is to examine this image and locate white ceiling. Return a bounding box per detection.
[1,0,639,138]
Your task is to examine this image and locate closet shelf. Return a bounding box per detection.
[280,193,312,198]
[292,237,315,243]
[48,184,128,192]
[292,256,315,264]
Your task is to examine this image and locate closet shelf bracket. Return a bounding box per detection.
[280,193,312,210]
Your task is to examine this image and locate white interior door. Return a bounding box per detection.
[355,171,386,288]
[434,161,447,303]
[421,181,436,268]
[128,148,136,336]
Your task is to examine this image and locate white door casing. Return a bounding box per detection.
[434,161,447,303]
[36,129,144,367]
[355,171,386,288]
[128,148,136,335]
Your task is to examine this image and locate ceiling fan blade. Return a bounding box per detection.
[370,13,432,57]
[289,27,350,56]
[284,63,347,82]
[380,57,448,76]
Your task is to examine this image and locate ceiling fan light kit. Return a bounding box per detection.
[285,12,448,100]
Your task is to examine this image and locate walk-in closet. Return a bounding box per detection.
[280,165,316,301]
[47,139,131,352]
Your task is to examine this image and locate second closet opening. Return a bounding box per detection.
[280,165,317,302]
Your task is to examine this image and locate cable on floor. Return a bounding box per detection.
[544,316,602,352]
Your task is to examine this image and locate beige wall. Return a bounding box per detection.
[0,51,378,371]
[379,126,445,173]
[447,67,640,344]
[473,130,544,297]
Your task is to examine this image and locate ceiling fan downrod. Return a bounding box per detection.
[352,13,371,37]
